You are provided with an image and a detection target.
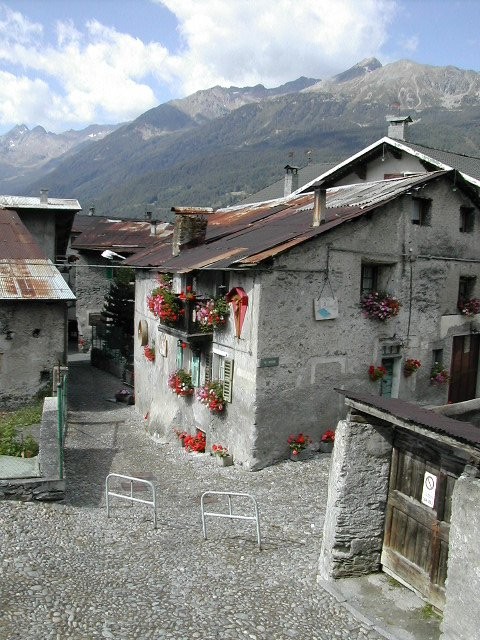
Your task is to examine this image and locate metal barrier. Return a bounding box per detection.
[200,491,261,549]
[56,373,68,479]
[105,474,157,529]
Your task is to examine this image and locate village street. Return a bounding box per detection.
[0,357,438,640]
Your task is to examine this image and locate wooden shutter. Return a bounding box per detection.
[223,358,234,403]
[176,342,184,369]
[204,352,212,383]
[191,353,200,387]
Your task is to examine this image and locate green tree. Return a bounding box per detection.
[101,267,135,360]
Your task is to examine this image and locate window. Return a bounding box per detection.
[361,264,378,295]
[458,276,476,309]
[433,349,443,365]
[207,349,234,403]
[460,207,474,233]
[411,198,431,226]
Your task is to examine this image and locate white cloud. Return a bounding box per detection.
[0,0,396,132]
[160,0,396,93]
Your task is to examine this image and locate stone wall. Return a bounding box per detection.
[73,251,114,339]
[318,416,393,579]
[441,472,480,640]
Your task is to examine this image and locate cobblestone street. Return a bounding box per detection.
[0,358,395,640]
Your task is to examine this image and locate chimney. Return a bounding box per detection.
[40,189,49,204]
[150,219,158,236]
[313,188,326,227]
[386,115,413,141]
[171,207,213,256]
[88,205,95,216]
[284,165,299,197]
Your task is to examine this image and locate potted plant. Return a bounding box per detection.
[184,431,206,453]
[430,362,450,385]
[368,365,387,382]
[319,430,335,453]
[404,358,421,377]
[211,444,233,467]
[196,381,225,413]
[144,344,155,362]
[458,298,480,316]
[173,428,189,447]
[195,297,230,332]
[168,369,194,396]
[287,433,312,461]
[360,291,401,321]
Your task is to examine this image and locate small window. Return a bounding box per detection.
[411,198,431,226]
[361,264,378,295]
[460,207,474,233]
[433,349,443,365]
[458,276,476,309]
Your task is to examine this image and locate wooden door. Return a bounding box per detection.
[381,432,464,610]
[449,334,480,403]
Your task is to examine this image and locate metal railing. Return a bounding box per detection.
[57,372,68,479]
[200,491,261,549]
[105,474,157,529]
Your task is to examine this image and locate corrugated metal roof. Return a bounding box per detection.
[0,195,81,210]
[127,172,449,271]
[71,216,173,252]
[0,209,46,259]
[338,389,480,448]
[0,259,75,300]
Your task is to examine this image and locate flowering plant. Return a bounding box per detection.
[287,433,312,454]
[458,298,480,316]
[369,365,387,381]
[173,428,189,442]
[196,381,225,412]
[178,285,196,302]
[168,369,194,396]
[321,430,335,443]
[147,275,183,326]
[184,431,206,453]
[196,297,229,332]
[144,344,155,362]
[430,362,450,385]
[360,291,401,321]
[211,444,230,458]
[404,358,421,376]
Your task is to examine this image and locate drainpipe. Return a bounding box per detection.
[313,188,326,227]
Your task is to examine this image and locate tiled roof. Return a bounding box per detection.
[127,171,451,271]
[71,216,173,252]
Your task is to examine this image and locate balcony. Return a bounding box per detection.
[157,297,213,345]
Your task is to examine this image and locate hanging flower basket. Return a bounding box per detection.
[360,291,401,321]
[168,369,194,396]
[458,298,480,316]
[144,345,155,362]
[404,358,421,377]
[195,297,229,332]
[430,363,450,385]
[147,275,183,326]
[368,365,387,381]
[196,381,225,413]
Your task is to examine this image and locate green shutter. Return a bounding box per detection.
[204,352,212,383]
[176,343,184,369]
[223,358,234,403]
[191,353,200,387]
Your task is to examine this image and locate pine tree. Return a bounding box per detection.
[101,267,135,358]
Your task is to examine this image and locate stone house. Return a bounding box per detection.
[0,210,75,408]
[128,169,480,469]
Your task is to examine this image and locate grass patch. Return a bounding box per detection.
[0,401,42,457]
[421,603,442,620]
[387,576,403,588]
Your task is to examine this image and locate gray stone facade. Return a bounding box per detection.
[441,473,480,640]
[318,417,393,579]
[0,302,67,408]
[133,176,480,469]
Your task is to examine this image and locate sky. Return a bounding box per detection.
[0,0,478,134]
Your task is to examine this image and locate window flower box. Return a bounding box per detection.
[369,365,387,381]
[168,369,194,396]
[360,291,401,321]
[458,298,480,316]
[196,381,225,413]
[404,358,421,377]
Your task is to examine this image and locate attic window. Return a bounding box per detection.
[460,206,474,233]
[411,198,431,226]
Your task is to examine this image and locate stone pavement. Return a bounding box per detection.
[0,357,441,640]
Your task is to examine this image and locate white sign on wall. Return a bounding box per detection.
[421,472,437,508]
[313,297,339,321]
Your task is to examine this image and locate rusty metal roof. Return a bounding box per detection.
[0,195,81,211]
[0,209,75,300]
[127,172,449,271]
[71,216,173,252]
[338,389,480,448]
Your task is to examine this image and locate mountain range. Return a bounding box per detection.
[2,58,480,218]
